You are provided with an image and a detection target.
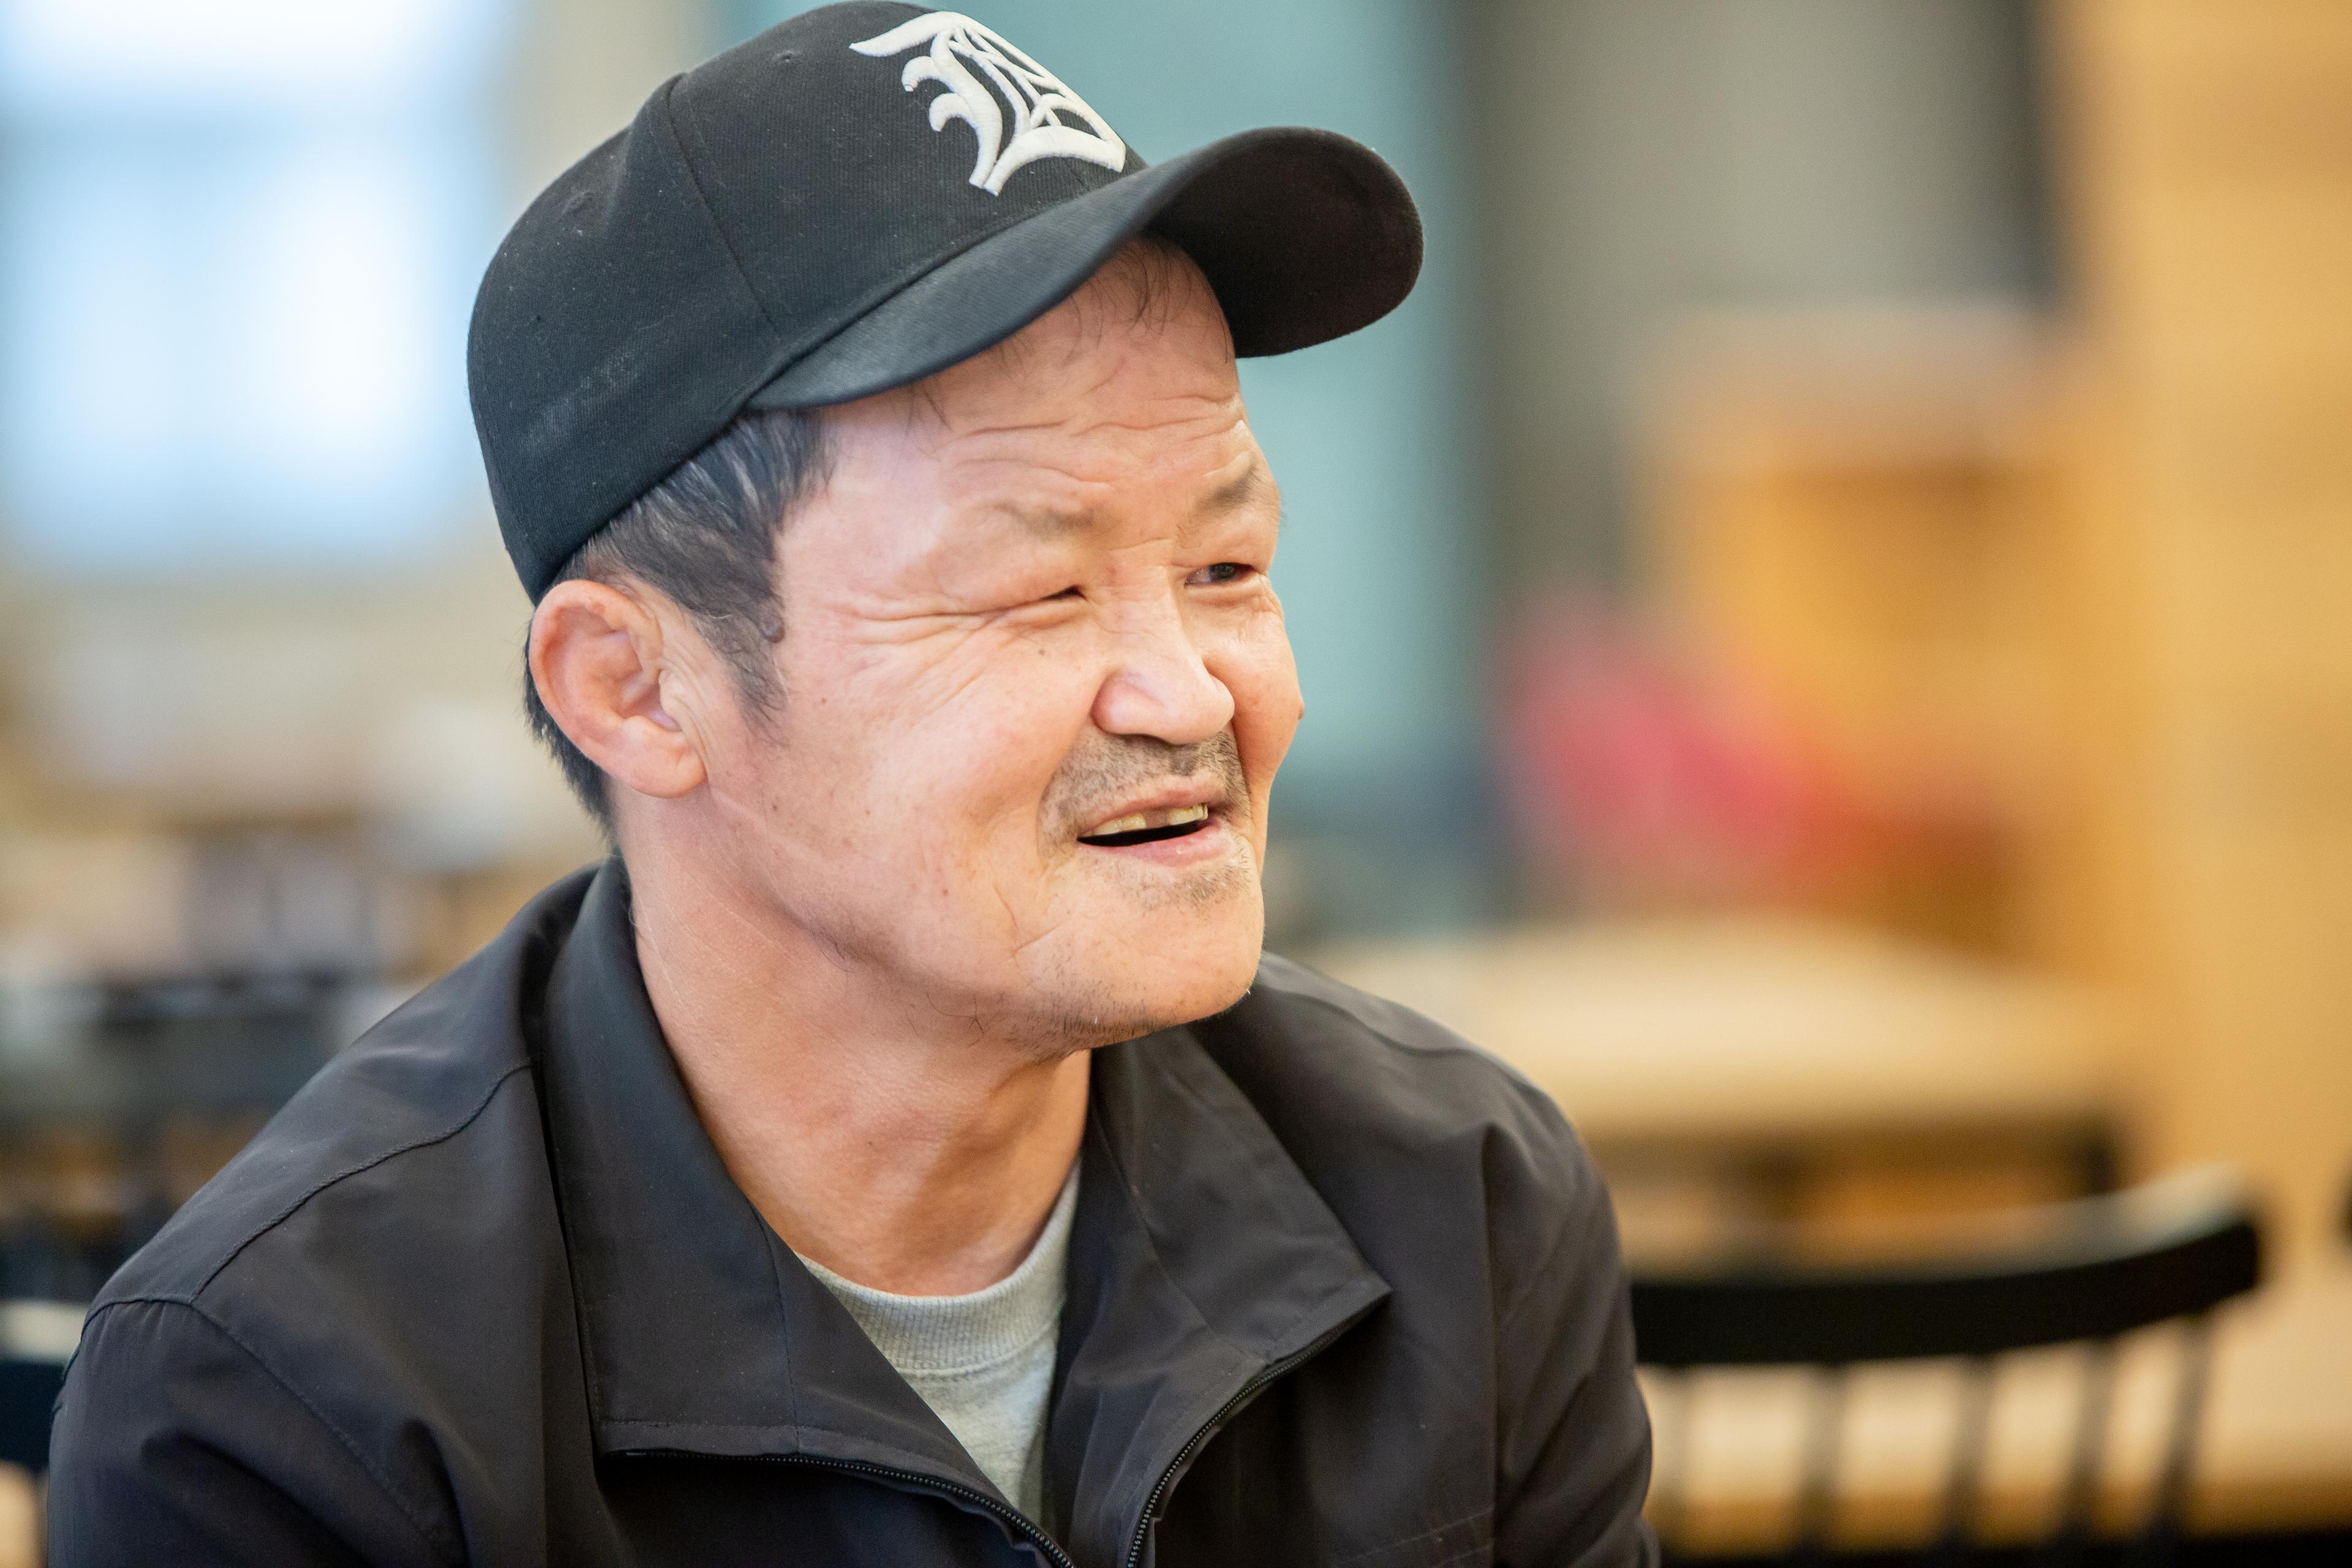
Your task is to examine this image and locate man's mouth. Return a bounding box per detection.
[1076,803,1213,848]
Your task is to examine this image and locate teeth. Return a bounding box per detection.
[1082,803,1213,839]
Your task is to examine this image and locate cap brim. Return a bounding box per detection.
[745,126,1421,412]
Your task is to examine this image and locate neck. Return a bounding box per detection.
[624,842,1089,1297]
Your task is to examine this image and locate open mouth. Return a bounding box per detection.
[1077,804,1213,848]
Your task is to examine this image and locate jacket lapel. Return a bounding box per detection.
[1047,1030,1392,1568]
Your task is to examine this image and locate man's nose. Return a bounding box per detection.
[1091,601,1235,745]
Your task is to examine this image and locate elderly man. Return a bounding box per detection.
[49,6,1653,1564]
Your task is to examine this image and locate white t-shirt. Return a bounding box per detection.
[799,1166,1079,1521]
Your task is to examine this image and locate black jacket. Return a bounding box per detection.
[50,864,1655,1567]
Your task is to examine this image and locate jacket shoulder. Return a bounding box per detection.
[1200,952,1616,1312]
[1231,951,1575,1147]
[95,869,593,1310]
[51,1295,464,1567]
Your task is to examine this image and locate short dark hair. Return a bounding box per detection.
[522,407,830,837]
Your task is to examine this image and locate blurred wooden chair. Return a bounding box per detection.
[1632,1168,2261,1565]
[1,1300,79,1475]
[0,1300,78,1568]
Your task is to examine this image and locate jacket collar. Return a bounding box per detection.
[1046,1029,1392,1560]
[536,861,1390,1567]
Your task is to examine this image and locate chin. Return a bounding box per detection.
[1142,935,1261,1024]
[1033,887,1264,1050]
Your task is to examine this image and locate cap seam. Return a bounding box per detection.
[657,74,786,344]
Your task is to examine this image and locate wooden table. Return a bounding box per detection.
[1306,916,2127,1148]
[1305,916,2131,1221]
[0,1472,29,1568]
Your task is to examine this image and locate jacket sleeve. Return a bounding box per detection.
[47,1298,454,1568]
[1490,1129,1659,1568]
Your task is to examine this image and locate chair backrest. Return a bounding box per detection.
[0,1299,83,1475]
[1629,1167,2262,1564]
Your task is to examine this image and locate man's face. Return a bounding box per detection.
[689,250,1298,1049]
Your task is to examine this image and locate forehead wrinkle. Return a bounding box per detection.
[977,462,1278,549]
[935,392,1238,450]
[932,409,1237,498]
[927,413,1071,445]
[948,418,1271,532]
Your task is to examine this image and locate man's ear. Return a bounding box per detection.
[529,580,709,803]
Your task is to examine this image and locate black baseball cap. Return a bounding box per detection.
[469,1,1423,599]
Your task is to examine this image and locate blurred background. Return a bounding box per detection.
[2,0,2348,1559]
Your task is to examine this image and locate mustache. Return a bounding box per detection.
[1041,730,1248,840]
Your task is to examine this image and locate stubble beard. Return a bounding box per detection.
[1016,729,1265,1057]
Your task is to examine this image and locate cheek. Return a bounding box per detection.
[843,636,1104,858]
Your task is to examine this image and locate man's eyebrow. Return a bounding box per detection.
[986,502,1100,537]
[1200,462,1281,530]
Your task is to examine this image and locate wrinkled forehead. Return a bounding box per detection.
[789,301,1272,591]
[821,246,1257,503]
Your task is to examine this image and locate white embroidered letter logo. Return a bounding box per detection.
[851,12,1126,195]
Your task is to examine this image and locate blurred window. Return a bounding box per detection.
[0,0,514,572]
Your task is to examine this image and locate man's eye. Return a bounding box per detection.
[1191,562,1254,586]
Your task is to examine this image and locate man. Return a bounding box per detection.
[50,6,1654,1564]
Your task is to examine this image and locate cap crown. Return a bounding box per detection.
[469,3,1139,595]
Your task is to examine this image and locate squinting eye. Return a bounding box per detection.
[1191,562,1254,587]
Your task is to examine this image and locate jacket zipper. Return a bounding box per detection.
[630,1450,1080,1568]
[1119,1311,1373,1568]
[629,1308,1369,1568]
